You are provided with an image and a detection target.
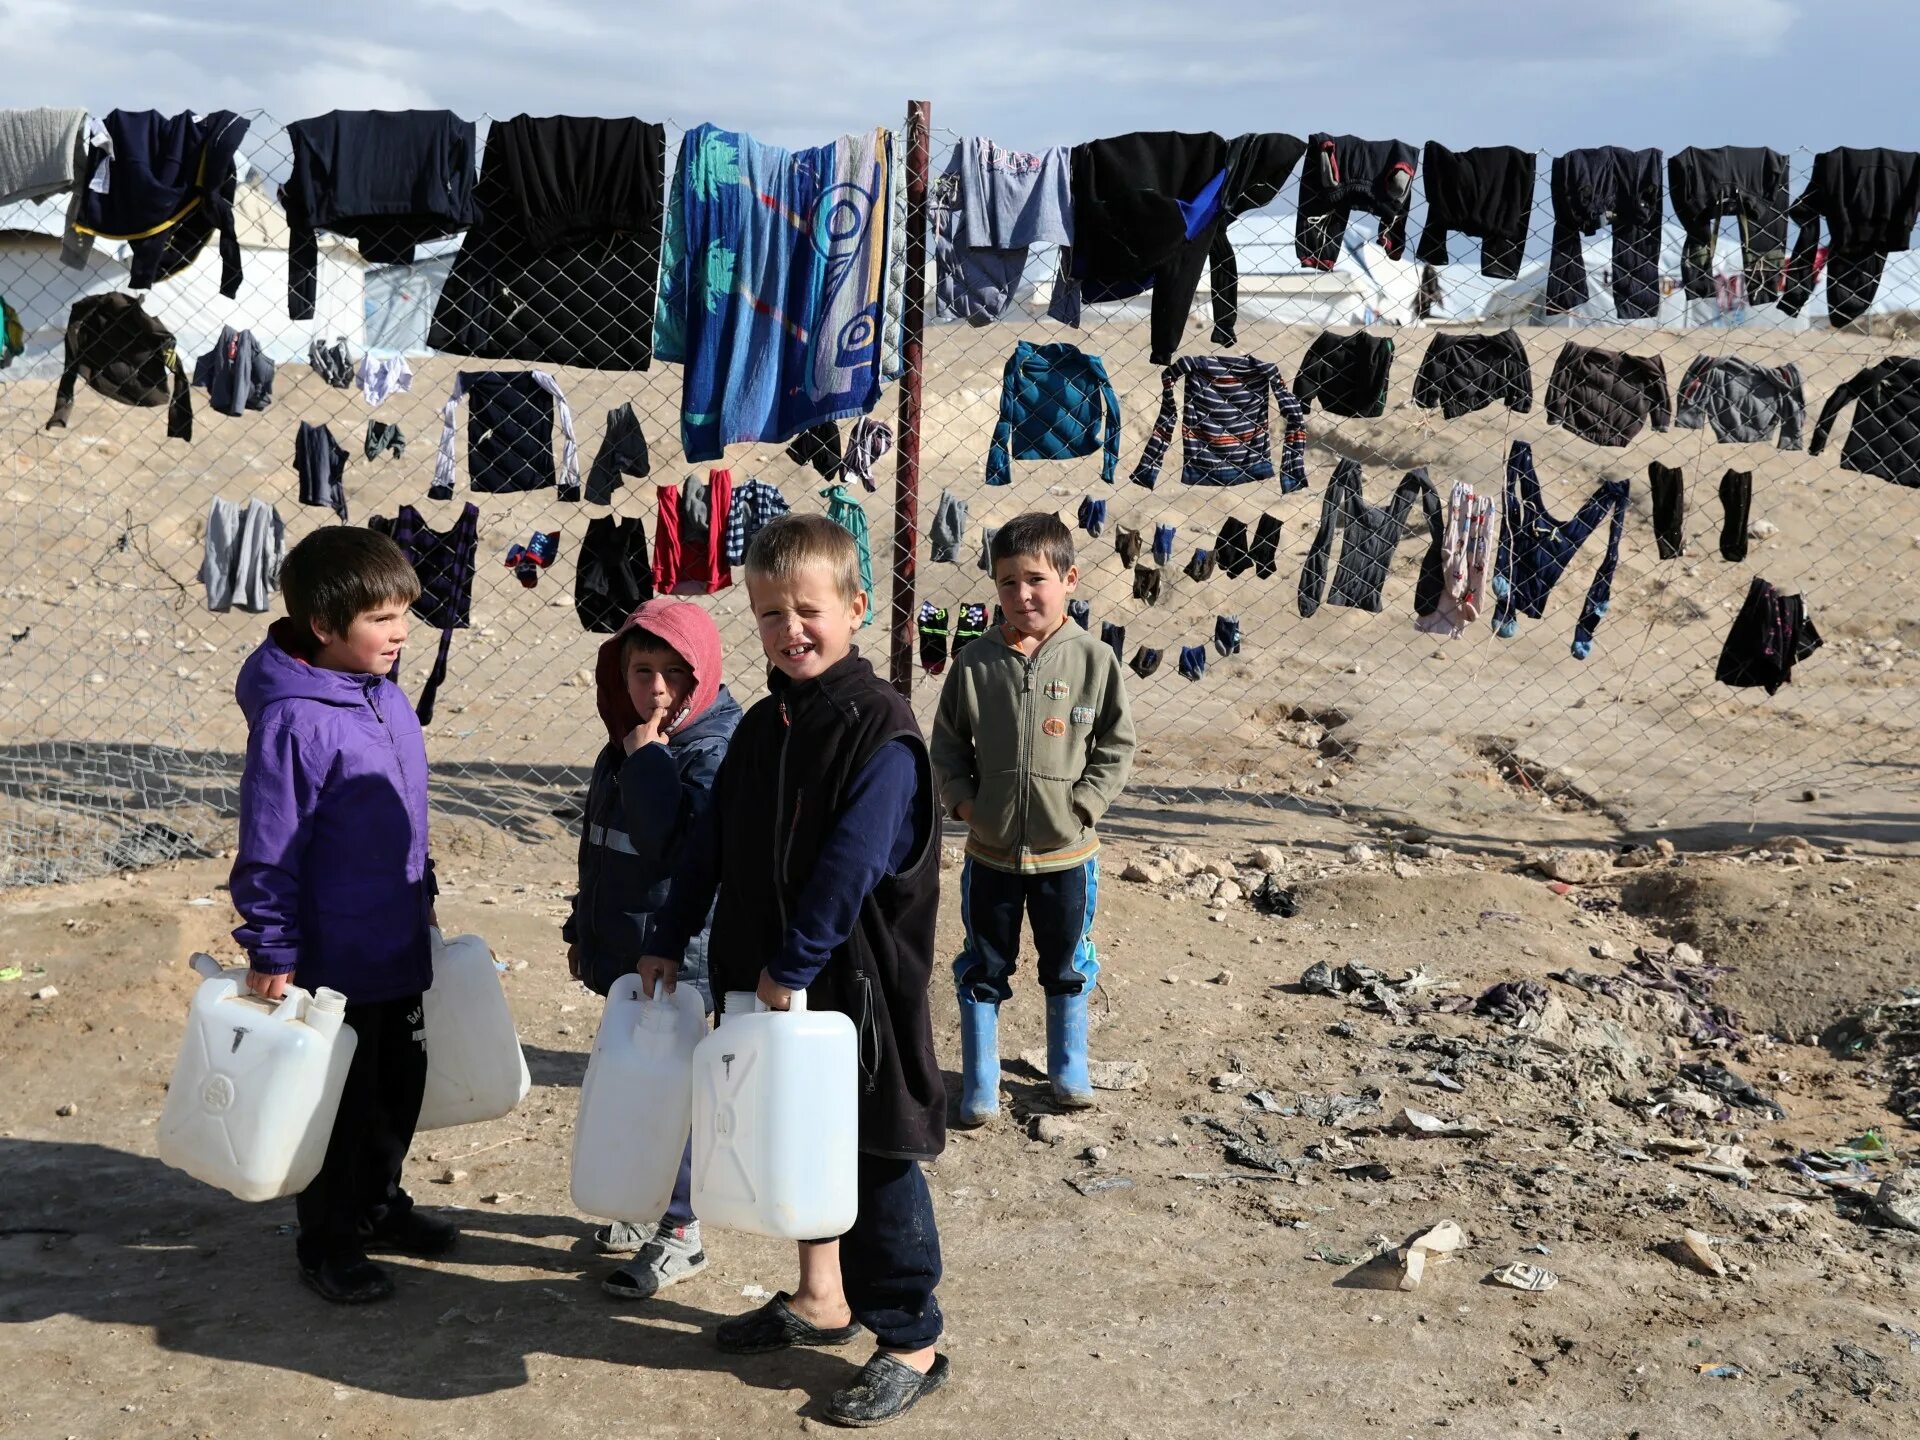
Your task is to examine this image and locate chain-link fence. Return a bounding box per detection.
[4,107,1919,885]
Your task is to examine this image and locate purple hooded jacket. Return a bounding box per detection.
[230,619,436,1003]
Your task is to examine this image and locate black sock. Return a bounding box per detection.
[1649,462,1685,559]
[1132,566,1162,604]
[917,602,950,674]
[1115,526,1143,567]
[1100,622,1126,666]
[1214,615,1241,656]
[1719,470,1752,563]
[953,602,988,653]
[1185,549,1216,582]
[1252,513,1283,579]
[1129,646,1162,679]
[1067,599,1091,629]
[1217,518,1252,577]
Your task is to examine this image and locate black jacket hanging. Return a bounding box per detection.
[1809,355,1920,487]
[1781,147,1920,327]
[1296,134,1419,269]
[295,421,350,522]
[46,293,192,440]
[575,515,655,632]
[585,402,651,505]
[72,109,250,296]
[1416,143,1536,278]
[429,114,665,370]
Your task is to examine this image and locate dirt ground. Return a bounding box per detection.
[4,805,1919,1440]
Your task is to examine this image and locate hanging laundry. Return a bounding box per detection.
[431,114,665,369]
[280,110,480,320]
[917,602,951,674]
[1492,441,1629,660]
[1217,518,1253,578]
[575,516,654,633]
[1296,134,1419,269]
[585,402,650,506]
[978,526,1000,572]
[1131,354,1309,490]
[1177,645,1208,683]
[1412,331,1533,419]
[0,107,90,266]
[723,477,792,566]
[953,602,988,655]
[1100,622,1125,667]
[1184,549,1215,583]
[72,109,250,295]
[1132,566,1162,605]
[1546,146,1663,320]
[358,354,412,407]
[843,417,894,492]
[787,421,844,478]
[933,137,1073,324]
[201,497,285,614]
[1077,497,1107,539]
[929,489,967,562]
[294,421,349,522]
[1152,523,1177,567]
[1297,460,1443,619]
[1113,525,1144,568]
[822,484,875,626]
[504,530,560,588]
[431,370,580,500]
[368,503,479,725]
[1809,355,1920,487]
[1782,148,1920,327]
[1673,357,1804,448]
[1067,598,1091,629]
[309,337,353,388]
[656,123,890,460]
[1129,647,1162,679]
[652,471,734,596]
[1718,471,1754,563]
[1052,130,1306,363]
[1414,481,1495,639]
[1668,146,1789,303]
[1416,144,1536,278]
[0,294,23,370]
[986,341,1120,486]
[1647,462,1686,559]
[1213,616,1241,657]
[879,142,909,386]
[364,421,405,463]
[46,293,192,440]
[1545,342,1670,447]
[1716,577,1822,696]
[1294,332,1395,419]
[1251,513,1284,580]
[192,327,275,417]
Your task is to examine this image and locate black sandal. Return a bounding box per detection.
[824,1353,952,1428]
[714,1291,863,1355]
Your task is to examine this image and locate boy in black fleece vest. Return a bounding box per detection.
[640,514,949,1428]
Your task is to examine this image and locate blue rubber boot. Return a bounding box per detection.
[956,995,1001,1128]
[1045,991,1095,1110]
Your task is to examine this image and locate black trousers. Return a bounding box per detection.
[295,993,427,1266]
[836,1154,944,1350]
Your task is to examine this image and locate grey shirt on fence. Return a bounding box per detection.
[935,138,1073,325]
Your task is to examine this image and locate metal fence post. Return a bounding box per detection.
[889,98,931,698]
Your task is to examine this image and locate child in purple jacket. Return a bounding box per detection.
[230,526,454,1304]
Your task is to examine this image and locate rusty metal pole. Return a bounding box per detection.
[889,98,930,698]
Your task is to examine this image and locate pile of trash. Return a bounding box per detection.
[1825,986,1920,1129]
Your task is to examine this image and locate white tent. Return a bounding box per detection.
[0,177,366,379]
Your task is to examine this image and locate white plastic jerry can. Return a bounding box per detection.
[156,954,357,1203]
[417,929,532,1131]
[690,989,859,1240]
[570,976,707,1223]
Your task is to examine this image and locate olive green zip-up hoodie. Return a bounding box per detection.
[930,621,1136,874]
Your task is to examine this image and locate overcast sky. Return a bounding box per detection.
[5,0,1913,154]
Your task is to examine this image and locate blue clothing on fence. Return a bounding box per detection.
[985,341,1120,487]
[656,123,893,463]
[822,483,875,627]
[1491,440,1630,661]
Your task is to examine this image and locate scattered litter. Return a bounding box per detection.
[1413,1071,1465,1093]
[1245,1089,1287,1114]
[1696,1364,1745,1380]
[1299,961,1451,1025]
[742,1284,772,1302]
[1209,1072,1252,1092]
[1335,1161,1394,1182]
[1394,1107,1495,1140]
[1475,980,1550,1026]
[1522,1243,1552,1255]
[0,966,21,983]
[1488,1262,1558,1292]
[55,1102,77,1117]
[1870,1166,1920,1232]
[1825,1130,1890,1162]
[1672,1144,1752,1182]
[31,986,58,1001]
[1066,1175,1134,1197]
[1312,1234,1394,1266]
[1669,1227,1727,1278]
[1249,875,1297,917]
[1296,1090,1384,1127]
[185,896,217,908]
[1879,1322,1920,1355]
[1398,1220,1466,1291]
[1679,1062,1785,1120]
[480,1191,515,1205]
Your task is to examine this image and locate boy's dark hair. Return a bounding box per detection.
[620,626,689,665]
[280,527,421,641]
[744,513,863,604]
[989,512,1075,578]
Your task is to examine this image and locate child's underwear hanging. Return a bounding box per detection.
[1491,439,1629,659]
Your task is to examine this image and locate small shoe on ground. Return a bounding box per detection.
[300,1251,396,1304]
[714,1291,864,1355]
[602,1222,708,1300]
[824,1353,952,1428]
[361,1206,459,1258]
[594,1219,656,1254]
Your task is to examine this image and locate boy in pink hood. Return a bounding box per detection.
[562,598,740,1298]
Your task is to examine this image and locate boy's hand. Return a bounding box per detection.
[567,943,582,981]
[636,955,678,998]
[955,799,974,824]
[756,970,795,1012]
[622,711,666,755]
[245,968,290,1001]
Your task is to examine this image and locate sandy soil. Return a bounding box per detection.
[6,311,1920,889]
[4,811,1918,1439]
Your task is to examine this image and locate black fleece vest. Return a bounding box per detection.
[707,653,946,1161]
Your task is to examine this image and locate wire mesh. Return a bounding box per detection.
[3,113,1918,885]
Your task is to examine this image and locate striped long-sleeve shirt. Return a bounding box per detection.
[1130,354,1308,491]
[723,478,792,566]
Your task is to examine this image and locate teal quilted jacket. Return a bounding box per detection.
[985,341,1121,486]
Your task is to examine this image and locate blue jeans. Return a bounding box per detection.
[839,1154,944,1349]
[954,856,1100,1002]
